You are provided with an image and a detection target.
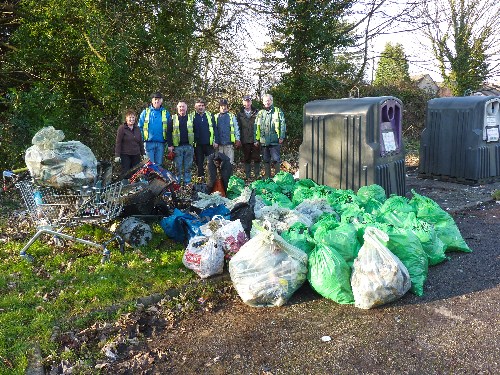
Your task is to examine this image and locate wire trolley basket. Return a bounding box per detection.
[15,179,125,263]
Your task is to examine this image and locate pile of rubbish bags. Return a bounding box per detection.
[161,171,471,309]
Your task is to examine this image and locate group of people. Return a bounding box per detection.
[114,92,286,184]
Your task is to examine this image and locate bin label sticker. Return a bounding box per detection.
[486,116,496,126]
[382,131,397,152]
[486,127,499,142]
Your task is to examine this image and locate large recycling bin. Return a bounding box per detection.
[419,96,500,184]
[299,96,405,196]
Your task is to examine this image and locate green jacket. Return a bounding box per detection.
[255,106,286,145]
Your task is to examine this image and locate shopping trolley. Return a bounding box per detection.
[14,179,125,263]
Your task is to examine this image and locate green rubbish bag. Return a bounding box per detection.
[251,179,281,195]
[326,189,360,212]
[403,213,447,266]
[409,190,471,253]
[226,176,245,200]
[292,185,315,206]
[313,222,361,267]
[307,243,354,304]
[272,171,296,196]
[310,213,340,236]
[260,190,295,209]
[384,225,429,297]
[356,184,387,214]
[377,195,416,227]
[281,222,316,255]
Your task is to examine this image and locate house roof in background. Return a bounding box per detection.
[473,83,500,96]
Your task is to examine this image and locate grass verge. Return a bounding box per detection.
[0,219,193,374]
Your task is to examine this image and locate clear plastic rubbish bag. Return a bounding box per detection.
[351,226,411,309]
[229,226,308,307]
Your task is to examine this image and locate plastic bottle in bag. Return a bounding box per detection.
[33,190,44,218]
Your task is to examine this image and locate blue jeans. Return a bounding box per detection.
[174,145,194,184]
[262,144,281,164]
[145,142,165,165]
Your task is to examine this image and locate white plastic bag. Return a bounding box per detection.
[216,219,248,260]
[199,215,231,236]
[351,226,411,309]
[229,228,308,307]
[200,216,248,260]
[183,235,224,278]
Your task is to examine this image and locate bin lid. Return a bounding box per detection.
[428,96,500,110]
[304,96,402,116]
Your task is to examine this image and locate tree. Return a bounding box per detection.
[373,42,411,86]
[0,0,255,169]
[417,0,500,96]
[0,1,21,98]
[263,0,358,138]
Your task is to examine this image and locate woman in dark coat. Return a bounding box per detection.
[114,109,146,178]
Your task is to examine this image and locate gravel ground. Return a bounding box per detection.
[102,171,500,375]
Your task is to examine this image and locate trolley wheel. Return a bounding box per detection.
[101,247,111,264]
[118,239,125,255]
[20,253,34,262]
[52,236,66,248]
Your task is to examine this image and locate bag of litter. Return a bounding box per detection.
[183,235,224,278]
[307,243,354,304]
[25,126,98,188]
[216,219,248,260]
[351,226,411,309]
[229,228,308,307]
[409,190,471,253]
[200,216,248,260]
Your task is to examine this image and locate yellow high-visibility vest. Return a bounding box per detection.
[143,107,168,141]
[190,111,215,145]
[172,114,194,146]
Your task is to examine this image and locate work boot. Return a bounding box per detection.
[244,163,251,181]
[264,163,271,179]
[273,162,281,177]
[254,163,261,180]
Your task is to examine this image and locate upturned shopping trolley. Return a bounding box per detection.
[15,179,125,263]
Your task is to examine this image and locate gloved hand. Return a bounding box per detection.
[114,156,121,163]
[142,154,148,161]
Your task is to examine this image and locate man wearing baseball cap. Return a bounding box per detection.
[214,98,240,166]
[138,91,171,165]
[237,95,260,181]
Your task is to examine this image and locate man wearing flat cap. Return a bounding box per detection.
[214,98,240,166]
[138,91,171,165]
[191,98,217,180]
[237,95,260,181]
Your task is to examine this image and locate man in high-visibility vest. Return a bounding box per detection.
[254,93,286,179]
[166,101,194,185]
[138,91,171,165]
[192,98,217,181]
[213,98,241,165]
